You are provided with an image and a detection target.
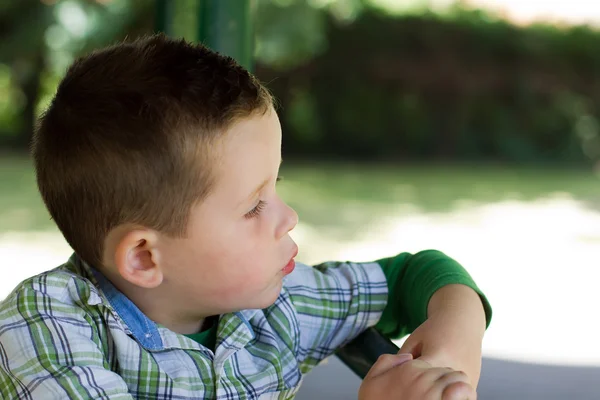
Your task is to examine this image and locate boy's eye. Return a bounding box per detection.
[245,200,266,219]
[244,177,280,219]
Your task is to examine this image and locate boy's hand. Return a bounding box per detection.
[358,353,476,400]
[399,284,487,387]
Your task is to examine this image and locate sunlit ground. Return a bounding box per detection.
[1,157,599,368]
[467,0,600,26]
[371,0,600,27]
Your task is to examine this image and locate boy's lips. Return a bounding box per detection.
[282,246,299,275]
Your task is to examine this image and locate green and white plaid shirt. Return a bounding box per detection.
[0,255,388,399]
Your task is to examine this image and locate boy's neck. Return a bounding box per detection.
[101,268,208,335]
[152,312,205,335]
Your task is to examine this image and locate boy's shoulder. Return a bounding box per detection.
[0,255,103,314]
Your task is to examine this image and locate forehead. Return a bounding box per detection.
[210,110,282,196]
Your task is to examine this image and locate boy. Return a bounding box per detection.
[0,35,491,399]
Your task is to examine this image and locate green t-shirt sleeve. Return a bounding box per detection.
[374,250,493,339]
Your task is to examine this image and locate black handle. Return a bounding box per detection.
[335,327,400,379]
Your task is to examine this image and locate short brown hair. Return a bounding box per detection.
[33,34,273,267]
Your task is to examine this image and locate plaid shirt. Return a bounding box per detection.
[0,255,388,399]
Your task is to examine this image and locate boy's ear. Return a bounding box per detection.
[114,230,163,289]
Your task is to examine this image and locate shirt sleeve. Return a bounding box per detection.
[375,250,493,339]
[283,261,388,372]
[0,286,134,400]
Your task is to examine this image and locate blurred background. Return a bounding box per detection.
[1,0,600,398]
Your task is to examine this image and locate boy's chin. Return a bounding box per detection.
[250,283,284,310]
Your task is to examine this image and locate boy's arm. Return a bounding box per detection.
[284,251,491,378]
[375,250,492,338]
[375,250,492,387]
[285,261,388,373]
[0,287,133,400]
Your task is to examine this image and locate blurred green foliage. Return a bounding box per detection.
[256,5,600,164]
[0,0,153,149]
[1,0,600,165]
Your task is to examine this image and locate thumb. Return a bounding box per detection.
[365,353,413,379]
[443,381,477,400]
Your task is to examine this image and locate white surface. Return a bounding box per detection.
[293,194,600,367]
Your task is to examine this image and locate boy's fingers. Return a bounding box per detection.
[438,369,470,386]
[436,368,476,400]
[398,336,419,357]
[442,380,477,400]
[365,353,413,379]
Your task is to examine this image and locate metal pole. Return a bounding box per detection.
[155,0,175,36]
[197,0,254,71]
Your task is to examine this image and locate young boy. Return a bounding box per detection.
[0,35,491,400]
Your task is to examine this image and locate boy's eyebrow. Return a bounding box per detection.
[240,158,283,208]
[245,179,269,205]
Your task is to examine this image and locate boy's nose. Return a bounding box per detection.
[286,205,299,232]
[277,203,298,239]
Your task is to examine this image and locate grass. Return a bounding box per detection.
[277,161,600,242]
[0,155,55,232]
[1,155,599,235]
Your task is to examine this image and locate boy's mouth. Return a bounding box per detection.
[282,246,298,275]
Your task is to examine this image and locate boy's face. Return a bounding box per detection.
[158,108,298,316]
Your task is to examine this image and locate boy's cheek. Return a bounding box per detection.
[215,271,281,309]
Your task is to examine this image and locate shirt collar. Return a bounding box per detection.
[90,265,164,350]
[71,254,165,350]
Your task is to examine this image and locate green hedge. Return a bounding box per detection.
[256,8,600,164]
